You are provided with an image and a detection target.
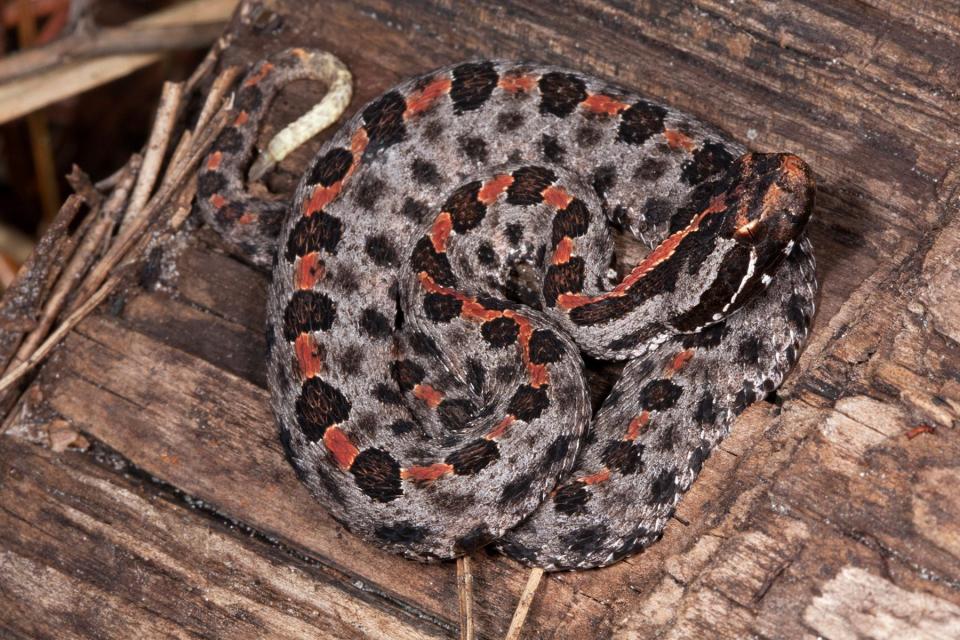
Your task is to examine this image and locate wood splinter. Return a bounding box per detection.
[504,567,545,640]
[456,555,475,640]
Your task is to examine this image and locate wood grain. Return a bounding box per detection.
[2,0,959,637]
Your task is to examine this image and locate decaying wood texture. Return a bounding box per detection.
[2,0,960,638]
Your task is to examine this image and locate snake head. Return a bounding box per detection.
[728,152,815,251]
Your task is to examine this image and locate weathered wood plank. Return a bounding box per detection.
[0,434,448,640]
[3,0,960,637]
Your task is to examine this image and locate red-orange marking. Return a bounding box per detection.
[234,111,249,127]
[664,129,696,151]
[553,236,574,265]
[579,468,611,485]
[351,128,369,157]
[415,273,498,322]
[414,384,444,408]
[461,300,502,322]
[619,194,727,285]
[906,424,936,439]
[243,62,274,86]
[485,415,516,440]
[529,363,549,388]
[782,154,808,181]
[324,426,358,469]
[625,411,650,441]
[294,333,324,378]
[206,151,223,171]
[499,74,537,92]
[478,174,514,204]
[669,349,695,374]
[401,463,454,482]
[431,212,453,252]
[404,77,452,118]
[209,193,227,208]
[581,93,629,116]
[555,292,588,309]
[416,271,550,389]
[506,311,550,388]
[304,182,344,215]
[238,212,257,225]
[295,252,326,290]
[542,185,573,209]
[556,194,729,310]
[289,126,366,294]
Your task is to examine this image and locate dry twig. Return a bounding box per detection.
[504,568,545,640]
[169,65,240,171]
[123,81,183,229]
[74,105,229,304]
[0,0,238,124]
[0,22,226,83]
[63,157,141,316]
[0,193,84,343]
[457,556,475,640]
[0,274,120,394]
[0,97,229,398]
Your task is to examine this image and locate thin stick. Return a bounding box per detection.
[61,157,140,317]
[0,22,226,83]
[5,170,105,369]
[73,106,229,304]
[122,80,183,229]
[168,65,240,171]
[0,274,119,395]
[0,0,237,125]
[15,0,61,225]
[183,32,233,96]
[457,556,475,640]
[0,193,83,370]
[94,163,126,191]
[504,568,545,640]
[195,65,241,132]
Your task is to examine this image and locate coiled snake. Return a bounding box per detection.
[197,49,816,571]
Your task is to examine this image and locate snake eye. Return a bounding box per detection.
[734,219,762,243]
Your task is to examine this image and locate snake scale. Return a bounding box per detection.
[197,49,817,571]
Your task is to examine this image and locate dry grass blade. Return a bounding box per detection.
[504,568,545,640]
[0,0,238,125]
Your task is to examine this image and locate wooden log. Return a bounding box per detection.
[2,0,959,638]
[0,435,449,639]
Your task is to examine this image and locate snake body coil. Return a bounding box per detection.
[198,50,817,570]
